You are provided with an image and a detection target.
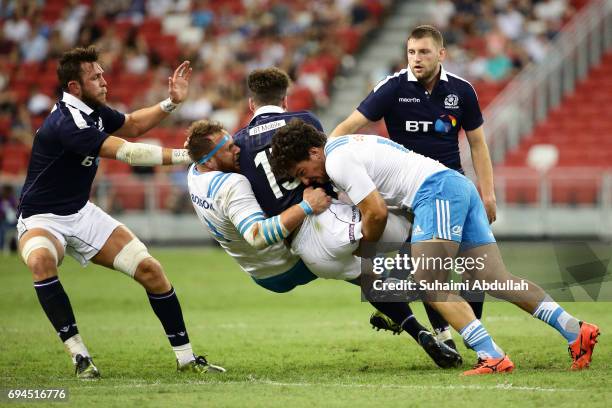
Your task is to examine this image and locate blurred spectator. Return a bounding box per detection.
[534,0,569,23]
[497,3,524,40]
[47,28,70,59]
[26,84,53,116]
[20,24,50,63]
[0,184,18,253]
[3,11,31,43]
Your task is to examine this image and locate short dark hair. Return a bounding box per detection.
[57,46,99,90]
[270,119,327,178]
[408,25,444,48]
[247,67,290,106]
[186,120,226,163]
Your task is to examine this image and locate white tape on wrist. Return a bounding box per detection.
[160,98,180,113]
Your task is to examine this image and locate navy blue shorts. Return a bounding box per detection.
[252,260,318,293]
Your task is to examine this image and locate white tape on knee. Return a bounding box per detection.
[112,239,151,277]
[21,236,59,266]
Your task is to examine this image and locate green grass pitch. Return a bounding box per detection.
[1,244,611,407]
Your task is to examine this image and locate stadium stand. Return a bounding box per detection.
[498,51,612,205]
[0,0,606,215]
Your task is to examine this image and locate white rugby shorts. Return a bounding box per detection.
[291,203,412,281]
[17,201,122,266]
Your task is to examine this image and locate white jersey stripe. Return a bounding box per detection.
[436,199,443,239]
[446,72,479,98]
[66,105,89,129]
[373,69,407,93]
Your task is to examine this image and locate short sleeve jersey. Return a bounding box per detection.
[357,66,483,172]
[187,165,300,279]
[233,106,324,216]
[324,135,447,209]
[19,92,125,218]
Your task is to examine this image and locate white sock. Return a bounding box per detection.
[63,334,90,363]
[435,328,452,342]
[174,343,195,367]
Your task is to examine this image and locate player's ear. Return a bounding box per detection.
[248,98,255,112]
[309,147,320,159]
[439,46,446,61]
[281,95,288,110]
[67,80,81,97]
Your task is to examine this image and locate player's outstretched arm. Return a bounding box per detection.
[243,187,331,250]
[99,136,191,165]
[114,61,193,138]
[466,125,496,223]
[329,110,371,138]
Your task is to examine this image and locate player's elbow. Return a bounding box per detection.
[363,205,388,225]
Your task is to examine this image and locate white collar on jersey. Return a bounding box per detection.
[407,64,449,82]
[252,105,285,118]
[61,92,94,115]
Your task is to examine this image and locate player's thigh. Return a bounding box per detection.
[458,243,505,282]
[91,224,137,268]
[411,239,460,283]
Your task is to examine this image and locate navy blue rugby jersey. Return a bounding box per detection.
[19,92,125,218]
[233,106,324,216]
[357,65,483,172]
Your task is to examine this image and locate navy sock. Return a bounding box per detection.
[424,303,449,333]
[34,277,79,342]
[461,290,485,319]
[147,287,190,347]
[347,277,427,341]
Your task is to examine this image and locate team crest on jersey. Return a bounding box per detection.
[97,117,104,131]
[444,94,459,109]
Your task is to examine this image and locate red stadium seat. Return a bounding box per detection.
[0,144,31,175]
[506,51,612,177]
[549,168,603,205]
[495,166,540,205]
[287,86,315,111]
[110,176,146,211]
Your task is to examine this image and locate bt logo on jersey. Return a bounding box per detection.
[405,121,433,132]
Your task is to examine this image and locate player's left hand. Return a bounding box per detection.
[168,61,193,104]
[483,195,497,224]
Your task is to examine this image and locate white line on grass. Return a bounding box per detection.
[75,378,577,393]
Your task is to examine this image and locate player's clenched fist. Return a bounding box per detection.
[302,187,331,214]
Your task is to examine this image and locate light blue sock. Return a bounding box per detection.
[533,295,580,344]
[460,319,504,359]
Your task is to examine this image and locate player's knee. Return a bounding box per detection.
[135,258,170,292]
[112,238,153,278]
[27,252,58,280]
[21,236,59,280]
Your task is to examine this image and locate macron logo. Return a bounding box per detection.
[399,97,420,103]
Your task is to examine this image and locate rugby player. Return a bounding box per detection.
[269,121,600,375]
[17,47,224,378]
[330,25,494,343]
